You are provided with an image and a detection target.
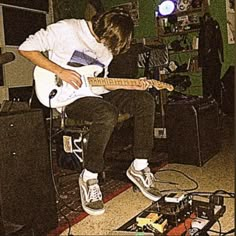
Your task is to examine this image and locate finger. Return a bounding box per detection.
[68,76,82,89]
[147,82,152,89]
[72,79,82,89]
[137,83,146,90]
[139,77,147,81]
[71,70,81,78]
[69,81,78,89]
[142,81,149,89]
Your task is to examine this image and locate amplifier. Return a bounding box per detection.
[166,97,220,166]
[0,109,58,235]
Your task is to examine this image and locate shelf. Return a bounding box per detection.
[159,28,200,37]
[169,49,198,55]
[157,7,202,19]
[166,70,202,75]
[156,2,207,97]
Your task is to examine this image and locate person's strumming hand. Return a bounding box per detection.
[58,68,82,89]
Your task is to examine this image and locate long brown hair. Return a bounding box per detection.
[92,8,134,56]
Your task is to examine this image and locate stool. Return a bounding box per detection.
[51,107,90,172]
[52,106,131,180]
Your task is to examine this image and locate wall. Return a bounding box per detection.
[53,0,86,21]
[102,0,157,39]
[103,0,234,77]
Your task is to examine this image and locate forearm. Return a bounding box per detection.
[19,50,82,89]
[18,50,64,76]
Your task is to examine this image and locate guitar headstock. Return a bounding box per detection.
[151,80,174,91]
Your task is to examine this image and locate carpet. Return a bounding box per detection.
[48,171,131,235]
[48,152,167,236]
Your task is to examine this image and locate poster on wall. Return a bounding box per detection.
[226,0,235,44]
[53,0,83,21]
[112,0,139,26]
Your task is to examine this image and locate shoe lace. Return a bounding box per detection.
[88,184,102,202]
[143,168,156,187]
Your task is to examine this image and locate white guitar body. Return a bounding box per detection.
[34,64,174,109]
[34,65,103,108]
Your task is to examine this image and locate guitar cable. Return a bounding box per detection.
[48,93,76,236]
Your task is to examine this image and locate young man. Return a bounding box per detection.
[18,8,162,216]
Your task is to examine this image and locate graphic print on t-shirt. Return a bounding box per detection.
[67,50,105,68]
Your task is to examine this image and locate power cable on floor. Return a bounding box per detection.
[157,168,199,193]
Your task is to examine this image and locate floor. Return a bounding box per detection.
[59,114,234,236]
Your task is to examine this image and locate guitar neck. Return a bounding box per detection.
[88,77,143,86]
[87,77,174,91]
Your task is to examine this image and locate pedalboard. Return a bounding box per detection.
[115,192,226,235]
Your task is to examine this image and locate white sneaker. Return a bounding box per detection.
[126,162,162,202]
[78,174,105,215]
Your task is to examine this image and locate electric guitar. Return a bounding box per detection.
[33,64,174,108]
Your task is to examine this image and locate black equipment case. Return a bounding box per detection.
[0,109,58,235]
[165,96,220,166]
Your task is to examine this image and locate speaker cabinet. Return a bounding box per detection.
[0,109,58,235]
[166,98,220,166]
[2,47,35,88]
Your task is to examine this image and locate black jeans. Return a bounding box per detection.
[65,89,155,173]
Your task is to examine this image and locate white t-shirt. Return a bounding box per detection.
[19,19,113,95]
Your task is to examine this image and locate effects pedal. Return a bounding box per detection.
[136,212,161,226]
[136,212,168,234]
[191,217,209,230]
[165,192,187,203]
[185,218,210,236]
[191,194,226,220]
[154,192,191,226]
